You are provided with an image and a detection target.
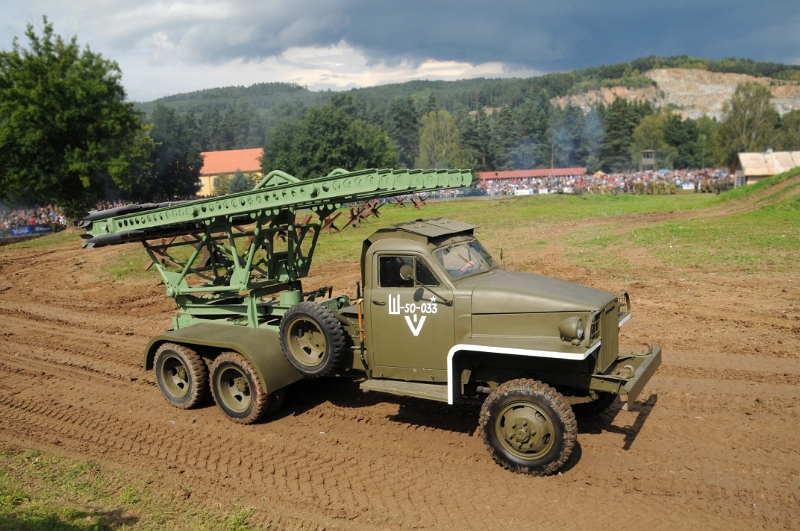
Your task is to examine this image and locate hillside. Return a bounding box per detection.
[134,55,800,118]
[551,68,800,120]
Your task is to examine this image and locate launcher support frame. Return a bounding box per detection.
[80,168,472,329]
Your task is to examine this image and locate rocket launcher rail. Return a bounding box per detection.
[81,168,472,248]
[79,168,472,328]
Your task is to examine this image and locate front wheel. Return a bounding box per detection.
[479,379,577,476]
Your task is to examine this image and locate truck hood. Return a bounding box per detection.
[470,270,615,314]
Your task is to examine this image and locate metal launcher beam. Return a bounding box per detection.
[79,168,472,328]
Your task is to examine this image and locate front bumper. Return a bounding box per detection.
[589,344,662,410]
[620,346,661,410]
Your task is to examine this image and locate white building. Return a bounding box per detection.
[735,150,800,186]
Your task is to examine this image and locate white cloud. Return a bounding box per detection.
[119,42,541,101]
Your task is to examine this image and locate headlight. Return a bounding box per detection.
[558,317,584,342]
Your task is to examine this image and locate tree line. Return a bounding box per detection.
[2,20,799,215]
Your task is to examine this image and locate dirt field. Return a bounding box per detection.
[1,188,799,530]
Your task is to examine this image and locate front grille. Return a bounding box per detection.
[617,292,630,322]
[597,302,619,373]
[589,312,601,344]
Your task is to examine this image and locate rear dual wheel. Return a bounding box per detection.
[209,352,285,425]
[154,343,209,409]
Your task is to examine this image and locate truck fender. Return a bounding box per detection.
[446,343,600,405]
[144,323,303,394]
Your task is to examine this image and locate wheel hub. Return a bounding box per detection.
[287,319,327,367]
[160,354,190,398]
[496,401,555,459]
[217,366,252,413]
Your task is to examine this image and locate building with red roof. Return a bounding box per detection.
[198,148,263,196]
[478,168,586,181]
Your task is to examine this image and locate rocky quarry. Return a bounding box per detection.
[551,68,800,119]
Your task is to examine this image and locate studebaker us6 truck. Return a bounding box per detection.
[80,168,660,475]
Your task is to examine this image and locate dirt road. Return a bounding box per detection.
[1,204,798,530]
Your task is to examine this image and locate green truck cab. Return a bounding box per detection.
[81,168,659,476]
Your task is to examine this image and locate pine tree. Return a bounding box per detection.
[422,92,437,117]
[385,97,419,168]
[489,107,516,170]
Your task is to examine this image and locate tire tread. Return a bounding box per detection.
[154,342,209,409]
[209,351,270,425]
[479,379,577,476]
[279,301,345,378]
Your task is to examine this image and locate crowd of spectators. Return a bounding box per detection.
[478,169,732,196]
[0,204,67,238]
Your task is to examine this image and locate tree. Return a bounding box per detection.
[422,92,437,117]
[0,18,152,215]
[579,108,604,173]
[718,81,779,164]
[261,104,397,180]
[213,174,232,195]
[417,110,466,169]
[227,170,252,194]
[385,97,419,168]
[777,110,800,151]
[694,115,720,168]
[130,104,202,200]
[457,114,483,170]
[547,104,585,168]
[489,107,517,170]
[598,98,653,171]
[630,111,670,167]
[663,114,698,168]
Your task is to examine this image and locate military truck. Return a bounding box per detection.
[80,168,660,475]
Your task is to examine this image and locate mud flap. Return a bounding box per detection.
[620,347,662,410]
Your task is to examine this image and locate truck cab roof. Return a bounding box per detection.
[361,219,476,282]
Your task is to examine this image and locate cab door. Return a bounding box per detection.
[367,253,454,373]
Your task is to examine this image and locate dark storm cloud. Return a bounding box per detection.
[337,0,800,69]
[22,0,799,70]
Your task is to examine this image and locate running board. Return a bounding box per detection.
[360,379,449,403]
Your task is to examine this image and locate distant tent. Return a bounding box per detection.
[594,171,607,178]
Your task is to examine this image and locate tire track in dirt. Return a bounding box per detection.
[2,200,800,529]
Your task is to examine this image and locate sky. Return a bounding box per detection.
[2,0,799,102]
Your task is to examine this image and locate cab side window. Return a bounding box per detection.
[379,256,414,288]
[378,256,441,288]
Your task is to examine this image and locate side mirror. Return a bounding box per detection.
[399,263,414,281]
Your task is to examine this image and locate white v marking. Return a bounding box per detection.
[404,315,426,336]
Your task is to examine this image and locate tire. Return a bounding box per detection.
[279,301,345,378]
[209,352,273,424]
[479,379,577,476]
[154,343,209,409]
[572,392,617,418]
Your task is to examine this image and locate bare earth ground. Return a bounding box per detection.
[1,192,799,530]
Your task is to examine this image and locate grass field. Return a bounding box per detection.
[0,446,253,531]
[1,168,798,529]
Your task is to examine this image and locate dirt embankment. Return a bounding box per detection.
[1,193,799,530]
[551,68,800,120]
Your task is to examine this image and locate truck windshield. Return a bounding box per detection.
[435,241,497,279]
